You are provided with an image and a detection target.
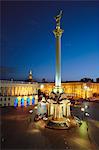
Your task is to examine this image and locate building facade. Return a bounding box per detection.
[40,82,99,99]
[0,80,99,107]
[0,80,39,107]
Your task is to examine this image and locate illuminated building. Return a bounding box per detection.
[39,82,99,99]
[1,80,98,107]
[0,71,38,107]
[28,70,34,82]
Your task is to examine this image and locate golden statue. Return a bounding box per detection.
[54,10,62,27]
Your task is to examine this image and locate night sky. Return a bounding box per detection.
[1,1,99,81]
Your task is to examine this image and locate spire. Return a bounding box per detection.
[29,70,32,75]
[28,70,33,80]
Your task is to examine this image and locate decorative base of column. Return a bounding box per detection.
[52,117,64,121]
[45,87,78,129]
[52,86,64,94]
[45,115,78,130]
[45,117,70,129]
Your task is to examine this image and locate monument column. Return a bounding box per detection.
[53,11,64,89]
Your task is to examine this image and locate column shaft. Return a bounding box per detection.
[55,36,61,87]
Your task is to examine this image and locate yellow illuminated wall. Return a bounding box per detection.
[0,80,38,96]
[39,82,99,99]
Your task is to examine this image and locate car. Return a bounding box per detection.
[74,116,82,126]
[85,112,90,117]
[43,117,48,121]
[29,110,33,113]
[34,106,38,109]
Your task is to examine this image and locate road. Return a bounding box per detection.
[87,119,99,149]
[72,101,99,150]
[1,104,99,150]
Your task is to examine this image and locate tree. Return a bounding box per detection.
[42,78,46,82]
[96,78,99,83]
[80,78,93,82]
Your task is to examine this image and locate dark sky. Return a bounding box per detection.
[1,1,99,81]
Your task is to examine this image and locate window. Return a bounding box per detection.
[0,98,2,101]
[4,103,6,106]
[8,103,10,106]
[8,98,10,101]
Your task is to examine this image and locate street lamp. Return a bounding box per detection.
[81,107,85,120]
[83,85,90,100]
[81,107,85,112]
[40,84,44,89]
[85,105,88,109]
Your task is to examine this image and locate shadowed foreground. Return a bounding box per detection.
[1,106,98,150]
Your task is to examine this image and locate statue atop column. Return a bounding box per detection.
[54,10,62,27]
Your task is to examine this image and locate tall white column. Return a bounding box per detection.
[53,12,64,89]
[54,105,57,119]
[50,103,54,115]
[67,103,71,117]
[55,36,61,87]
[63,104,66,116]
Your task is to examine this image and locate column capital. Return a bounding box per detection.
[53,28,64,37]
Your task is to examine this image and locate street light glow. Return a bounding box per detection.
[81,108,85,112]
[40,84,44,89]
[84,86,88,90]
[85,105,88,109]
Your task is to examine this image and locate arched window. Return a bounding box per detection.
[14,98,18,107]
[21,98,24,107]
[27,98,30,106]
[32,97,35,105]
[8,103,10,106]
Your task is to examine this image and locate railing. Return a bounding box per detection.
[0,80,37,84]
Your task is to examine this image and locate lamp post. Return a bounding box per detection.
[83,85,90,100]
[81,107,85,120]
